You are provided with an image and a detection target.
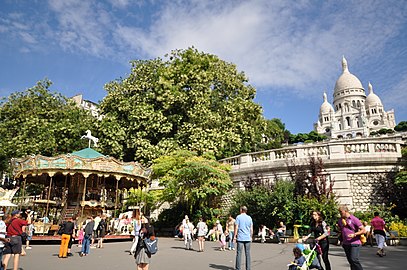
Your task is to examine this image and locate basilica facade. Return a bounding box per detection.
[314,57,396,139]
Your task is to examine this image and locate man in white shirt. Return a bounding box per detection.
[0,210,10,270]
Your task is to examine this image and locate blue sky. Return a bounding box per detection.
[1,0,406,134]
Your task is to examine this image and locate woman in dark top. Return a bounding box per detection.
[97,215,107,248]
[303,211,331,270]
[58,216,75,258]
[135,219,155,270]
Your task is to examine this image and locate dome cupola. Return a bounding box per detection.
[334,56,364,93]
[320,92,334,114]
[365,82,383,107]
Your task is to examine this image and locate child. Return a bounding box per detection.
[288,247,305,270]
[77,226,84,247]
[258,225,269,243]
[219,231,227,251]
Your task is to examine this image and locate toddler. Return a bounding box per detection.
[77,226,84,247]
[287,247,305,270]
[219,231,227,251]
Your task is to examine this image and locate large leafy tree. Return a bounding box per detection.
[152,150,232,218]
[98,47,269,164]
[0,79,97,172]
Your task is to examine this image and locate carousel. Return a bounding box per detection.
[11,131,151,235]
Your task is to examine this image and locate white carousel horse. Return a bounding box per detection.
[81,130,99,147]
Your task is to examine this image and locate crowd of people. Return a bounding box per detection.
[176,205,392,270]
[0,205,393,270]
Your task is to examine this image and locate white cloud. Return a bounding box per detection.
[113,0,407,97]
[2,0,406,101]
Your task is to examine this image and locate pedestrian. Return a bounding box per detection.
[3,210,31,270]
[362,221,373,247]
[258,225,269,243]
[196,217,208,252]
[215,220,223,241]
[97,215,107,248]
[0,210,11,270]
[24,210,34,250]
[134,218,155,270]
[303,211,331,270]
[275,221,286,244]
[370,212,386,257]
[130,210,142,255]
[58,216,75,258]
[337,205,365,270]
[92,214,101,248]
[226,215,236,250]
[287,246,306,270]
[182,217,194,250]
[234,206,253,270]
[219,231,227,251]
[77,225,84,247]
[80,216,94,257]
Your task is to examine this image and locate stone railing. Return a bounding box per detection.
[221,136,403,170]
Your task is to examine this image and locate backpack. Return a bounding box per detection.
[143,237,158,255]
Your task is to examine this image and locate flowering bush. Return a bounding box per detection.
[389,222,407,237]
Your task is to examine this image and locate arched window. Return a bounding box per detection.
[346,117,351,127]
[357,100,361,107]
[352,100,356,107]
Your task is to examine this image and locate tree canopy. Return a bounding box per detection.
[152,150,232,216]
[98,47,282,164]
[0,79,97,172]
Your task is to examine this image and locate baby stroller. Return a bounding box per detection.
[296,244,322,270]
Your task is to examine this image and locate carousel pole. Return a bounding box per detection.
[114,178,119,218]
[81,174,89,217]
[45,174,54,219]
[19,178,27,211]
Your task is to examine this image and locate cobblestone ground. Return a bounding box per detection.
[16,238,405,270]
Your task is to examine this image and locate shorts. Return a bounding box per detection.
[4,236,22,255]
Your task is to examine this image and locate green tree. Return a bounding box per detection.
[394,121,407,132]
[0,80,96,172]
[98,47,267,164]
[152,150,232,218]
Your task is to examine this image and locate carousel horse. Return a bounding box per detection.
[81,130,99,147]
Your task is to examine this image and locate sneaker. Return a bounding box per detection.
[228,247,232,250]
[232,248,235,250]
[67,253,73,257]
[79,253,84,257]
[26,246,32,250]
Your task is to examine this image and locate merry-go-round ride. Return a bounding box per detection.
[11,132,151,239]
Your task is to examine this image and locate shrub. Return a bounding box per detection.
[389,221,407,237]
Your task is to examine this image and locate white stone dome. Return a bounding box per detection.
[365,82,383,107]
[320,92,334,114]
[334,57,363,93]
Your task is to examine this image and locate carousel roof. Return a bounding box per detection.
[71,148,105,159]
[11,148,151,183]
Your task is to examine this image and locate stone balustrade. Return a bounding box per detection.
[221,136,403,169]
[220,134,404,211]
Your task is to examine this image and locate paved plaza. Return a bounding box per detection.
[15,238,406,270]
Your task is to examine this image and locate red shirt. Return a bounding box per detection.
[371,216,385,231]
[7,218,28,236]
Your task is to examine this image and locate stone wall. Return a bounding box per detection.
[349,173,390,212]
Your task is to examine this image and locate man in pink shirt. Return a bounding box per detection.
[370,212,386,257]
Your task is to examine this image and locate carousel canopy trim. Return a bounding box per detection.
[11,148,151,181]
[71,148,105,159]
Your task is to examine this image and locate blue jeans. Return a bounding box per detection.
[81,235,91,254]
[343,244,363,270]
[228,232,235,249]
[235,241,251,270]
[276,232,284,243]
[0,247,3,270]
